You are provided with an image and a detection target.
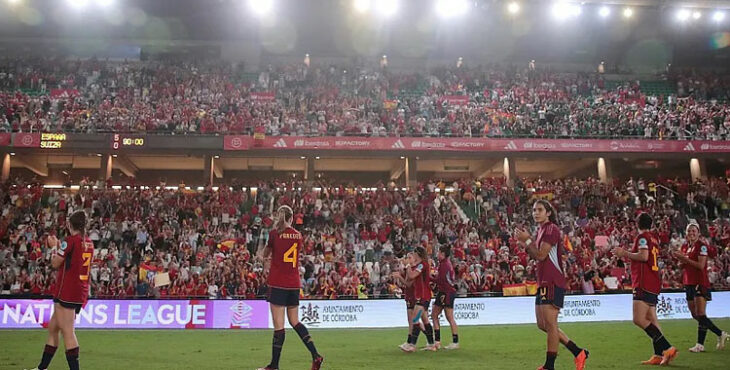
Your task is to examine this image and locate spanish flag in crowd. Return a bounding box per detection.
[217,239,236,252]
[525,281,538,295]
[531,189,554,201]
[139,262,159,282]
[502,284,528,296]
[564,235,573,252]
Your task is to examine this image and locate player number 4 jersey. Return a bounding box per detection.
[267,227,302,289]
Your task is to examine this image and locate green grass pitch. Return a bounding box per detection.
[1,319,729,369]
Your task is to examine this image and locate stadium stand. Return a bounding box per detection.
[2,59,729,140]
[1,175,729,300]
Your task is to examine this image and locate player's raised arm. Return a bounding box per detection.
[406,263,422,279]
[515,227,551,261]
[51,237,71,269]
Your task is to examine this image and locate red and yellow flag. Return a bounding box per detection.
[564,235,573,252]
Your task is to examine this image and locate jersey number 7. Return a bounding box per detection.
[283,243,298,268]
[80,252,92,281]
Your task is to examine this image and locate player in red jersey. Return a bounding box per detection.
[613,213,677,366]
[673,222,728,353]
[32,210,93,370]
[400,246,436,352]
[516,200,588,370]
[431,245,459,350]
[394,252,424,350]
[258,206,323,370]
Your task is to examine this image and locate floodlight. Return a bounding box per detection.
[598,6,610,18]
[248,0,274,17]
[353,0,370,14]
[376,0,398,17]
[677,9,691,22]
[436,0,468,19]
[552,1,581,20]
[507,2,520,15]
[692,11,701,20]
[713,11,726,22]
[66,0,89,9]
[623,8,633,18]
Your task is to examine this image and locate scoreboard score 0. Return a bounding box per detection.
[112,134,145,150]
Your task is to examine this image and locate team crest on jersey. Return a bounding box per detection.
[701,245,708,254]
[60,241,68,251]
[639,238,647,246]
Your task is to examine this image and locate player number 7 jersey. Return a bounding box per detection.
[54,234,94,305]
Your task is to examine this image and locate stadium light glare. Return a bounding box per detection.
[375,0,398,17]
[353,0,370,14]
[692,11,702,20]
[66,0,89,9]
[552,1,581,21]
[507,2,520,15]
[713,11,726,22]
[436,0,468,19]
[6,0,22,6]
[598,6,611,18]
[623,7,633,18]
[248,0,274,17]
[96,0,114,7]
[677,9,691,21]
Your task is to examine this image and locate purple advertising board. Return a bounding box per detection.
[0,299,270,329]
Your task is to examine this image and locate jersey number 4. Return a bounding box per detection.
[80,252,92,281]
[283,243,298,268]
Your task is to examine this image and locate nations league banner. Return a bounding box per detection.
[2,292,729,330]
[0,299,270,329]
[223,135,730,154]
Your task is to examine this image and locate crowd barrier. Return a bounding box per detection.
[1,292,728,330]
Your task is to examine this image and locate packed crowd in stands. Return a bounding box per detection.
[1,174,730,300]
[2,57,730,139]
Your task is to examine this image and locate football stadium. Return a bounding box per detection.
[1,0,730,369]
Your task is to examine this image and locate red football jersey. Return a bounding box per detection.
[412,261,432,301]
[630,231,662,295]
[404,280,415,301]
[436,258,456,294]
[535,222,566,289]
[681,240,710,287]
[54,234,94,305]
[267,227,302,289]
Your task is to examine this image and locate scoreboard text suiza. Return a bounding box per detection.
[111,134,145,150]
[39,133,67,149]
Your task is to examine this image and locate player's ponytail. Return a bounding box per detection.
[276,205,294,232]
[69,210,87,235]
[415,246,428,262]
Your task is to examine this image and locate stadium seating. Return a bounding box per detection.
[2,58,729,139]
[1,175,728,300]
